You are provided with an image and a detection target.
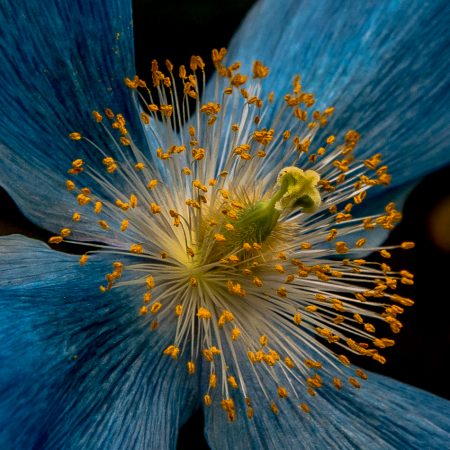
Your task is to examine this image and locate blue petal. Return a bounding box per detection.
[0,235,198,449]
[0,0,146,235]
[204,365,450,449]
[220,0,450,186]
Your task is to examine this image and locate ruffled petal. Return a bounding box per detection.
[204,363,450,450]
[219,0,450,186]
[0,235,198,449]
[0,0,146,235]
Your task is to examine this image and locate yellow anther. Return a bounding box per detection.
[175,304,183,316]
[120,137,131,146]
[186,361,195,375]
[204,394,212,407]
[259,335,268,346]
[277,287,287,297]
[119,219,128,232]
[93,201,102,214]
[197,307,212,320]
[139,306,148,315]
[253,128,274,145]
[71,212,81,222]
[224,223,235,232]
[218,310,234,327]
[305,305,318,312]
[391,294,414,307]
[66,180,75,191]
[48,236,63,244]
[338,355,351,366]
[348,377,361,389]
[252,276,263,287]
[333,377,343,390]
[364,153,382,170]
[355,238,366,248]
[77,194,91,205]
[356,369,368,380]
[293,312,302,325]
[129,194,137,208]
[104,108,114,119]
[231,327,241,341]
[79,254,88,266]
[150,302,162,314]
[69,132,82,140]
[150,203,161,214]
[299,403,310,413]
[98,220,109,230]
[401,241,415,250]
[252,60,269,78]
[277,387,288,398]
[270,402,279,415]
[92,111,103,122]
[335,241,349,254]
[60,228,71,238]
[326,229,337,241]
[130,244,143,254]
[227,376,238,389]
[214,233,226,242]
[380,249,391,258]
[192,147,205,160]
[163,345,180,359]
[140,112,150,124]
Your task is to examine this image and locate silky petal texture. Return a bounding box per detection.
[0,0,149,239]
[203,361,450,449]
[0,235,199,450]
[214,0,450,192]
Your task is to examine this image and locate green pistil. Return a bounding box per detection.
[235,167,322,243]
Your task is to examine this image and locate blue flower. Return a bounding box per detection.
[1,1,449,449]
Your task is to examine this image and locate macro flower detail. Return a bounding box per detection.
[1,0,449,449]
[54,53,415,421]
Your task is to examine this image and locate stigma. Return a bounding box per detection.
[52,49,415,421]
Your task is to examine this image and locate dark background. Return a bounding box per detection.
[0,1,448,448]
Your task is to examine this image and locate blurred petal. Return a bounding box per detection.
[221,0,450,186]
[204,363,450,449]
[0,235,198,449]
[0,0,146,236]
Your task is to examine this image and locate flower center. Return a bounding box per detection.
[50,50,416,421]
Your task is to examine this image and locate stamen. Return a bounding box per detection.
[61,50,415,422]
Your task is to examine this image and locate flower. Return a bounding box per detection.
[0,1,449,449]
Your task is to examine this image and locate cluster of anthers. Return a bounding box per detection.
[51,48,415,421]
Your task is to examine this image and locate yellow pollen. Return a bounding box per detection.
[231,327,241,341]
[197,307,212,320]
[147,179,158,189]
[98,220,109,230]
[130,244,143,254]
[69,132,82,140]
[60,228,71,237]
[187,361,196,375]
[227,376,238,389]
[150,203,161,214]
[79,254,88,266]
[163,345,180,359]
[48,236,63,244]
[175,304,183,316]
[66,180,75,190]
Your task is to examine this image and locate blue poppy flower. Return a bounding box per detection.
[1,1,449,449]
